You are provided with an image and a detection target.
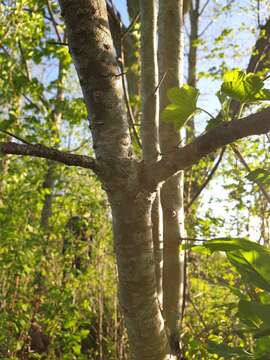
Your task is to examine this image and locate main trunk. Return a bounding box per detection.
[58,1,173,358]
[109,189,169,360]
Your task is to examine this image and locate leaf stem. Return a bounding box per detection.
[196,107,215,120]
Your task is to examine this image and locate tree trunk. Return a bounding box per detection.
[58,1,171,358]
[109,190,169,360]
[158,0,185,353]
[139,0,163,306]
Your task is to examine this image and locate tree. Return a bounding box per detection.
[1,1,270,359]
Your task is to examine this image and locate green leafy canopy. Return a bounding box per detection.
[161,85,199,130]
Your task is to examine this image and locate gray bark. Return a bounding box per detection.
[139,0,163,305]
[58,1,170,358]
[158,0,185,354]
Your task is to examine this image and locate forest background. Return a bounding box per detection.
[1,0,270,359]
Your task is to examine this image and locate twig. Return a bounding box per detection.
[179,237,207,243]
[199,19,214,37]
[47,41,69,46]
[199,0,210,17]
[0,130,31,145]
[119,36,142,148]
[18,40,31,82]
[180,247,188,327]
[186,147,226,212]
[22,94,43,113]
[46,0,62,43]
[230,143,270,204]
[257,0,261,28]
[188,295,207,329]
[153,71,168,97]
[121,11,140,40]
[197,107,215,120]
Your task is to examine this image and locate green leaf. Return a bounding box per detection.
[238,300,270,328]
[72,344,81,355]
[203,237,268,253]
[227,251,270,292]
[63,319,77,330]
[79,329,90,339]
[246,169,270,186]
[192,238,270,291]
[0,119,13,131]
[220,70,270,103]
[241,249,270,289]
[206,340,253,358]
[161,85,199,130]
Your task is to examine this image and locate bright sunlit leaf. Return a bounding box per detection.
[161,85,199,130]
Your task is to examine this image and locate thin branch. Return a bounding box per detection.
[257,0,261,28]
[186,146,226,212]
[230,143,270,204]
[46,0,62,43]
[47,41,69,46]
[121,11,140,40]
[119,36,142,148]
[0,142,97,170]
[150,108,270,185]
[199,0,210,16]
[0,130,31,145]
[180,248,188,327]
[188,295,207,329]
[199,19,214,37]
[179,237,207,242]
[23,7,55,24]
[18,41,31,82]
[22,94,43,113]
[153,70,167,97]
[197,107,215,120]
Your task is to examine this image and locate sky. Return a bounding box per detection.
[113,0,129,25]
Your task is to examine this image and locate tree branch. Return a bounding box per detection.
[151,108,270,184]
[0,142,96,170]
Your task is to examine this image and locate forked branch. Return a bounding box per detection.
[152,108,270,184]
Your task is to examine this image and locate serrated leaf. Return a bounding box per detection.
[161,85,199,130]
[221,70,270,103]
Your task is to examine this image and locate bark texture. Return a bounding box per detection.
[152,107,270,184]
[139,0,163,305]
[158,0,185,354]
[58,1,169,359]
